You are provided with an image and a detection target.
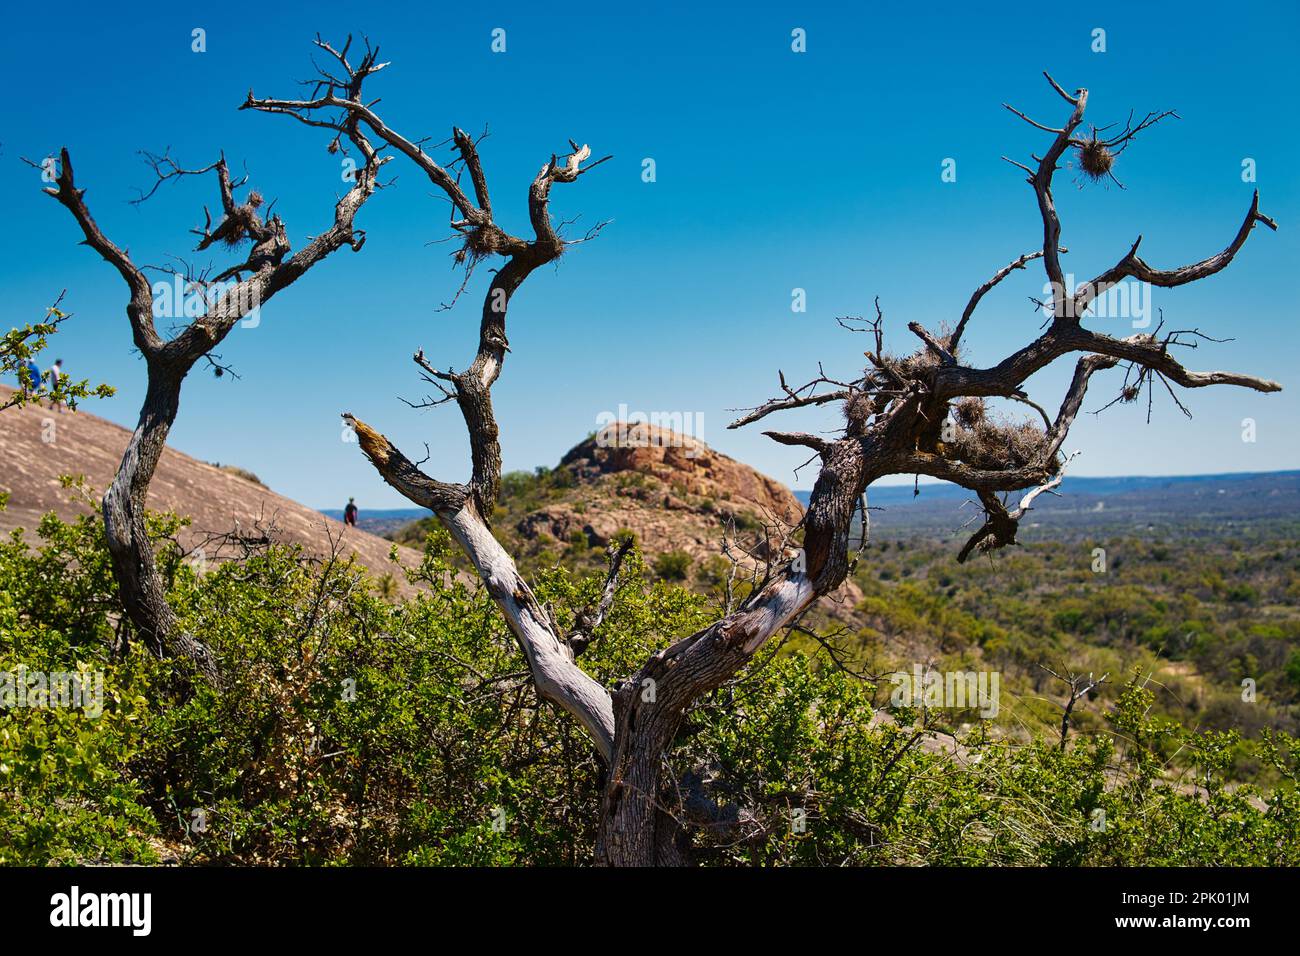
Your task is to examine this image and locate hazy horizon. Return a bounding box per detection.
[316,466,1300,513]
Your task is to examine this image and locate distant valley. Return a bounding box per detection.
[324,469,1300,543]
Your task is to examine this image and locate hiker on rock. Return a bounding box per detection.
[47,358,65,412]
[20,358,41,395]
[344,497,358,529]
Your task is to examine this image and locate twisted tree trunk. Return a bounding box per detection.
[595,442,867,864]
[100,369,221,679]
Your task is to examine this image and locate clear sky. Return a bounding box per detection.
[3,1,1297,508]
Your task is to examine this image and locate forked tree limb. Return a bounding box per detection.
[568,537,634,656]
[1074,191,1277,317]
[949,247,1062,351]
[930,322,1281,402]
[955,452,1078,562]
[1026,73,1088,316]
[45,149,160,354]
[248,60,605,518]
[41,50,383,679]
[343,413,615,759]
[250,39,615,754]
[597,74,1279,863]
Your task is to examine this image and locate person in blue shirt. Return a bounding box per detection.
[20,358,41,394]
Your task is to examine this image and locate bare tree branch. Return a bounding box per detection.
[38,44,383,679]
[568,538,635,656]
[949,247,1063,351]
[1041,665,1109,750]
[250,37,616,765]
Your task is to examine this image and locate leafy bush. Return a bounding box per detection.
[653,549,693,581]
[2,502,1297,865]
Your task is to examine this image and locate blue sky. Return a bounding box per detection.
[3,1,1297,508]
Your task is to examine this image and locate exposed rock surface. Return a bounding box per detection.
[561,424,804,523]
[0,386,418,589]
[517,424,803,557]
[507,423,862,615]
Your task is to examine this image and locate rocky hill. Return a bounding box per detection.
[0,386,419,588]
[523,423,803,554]
[395,422,861,615]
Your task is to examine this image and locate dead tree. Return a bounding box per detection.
[1042,665,1109,751]
[256,63,1279,864]
[40,43,387,681]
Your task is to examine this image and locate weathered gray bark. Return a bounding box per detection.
[99,369,203,669]
[596,441,867,863]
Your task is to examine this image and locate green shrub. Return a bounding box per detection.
[2,504,1297,866]
[653,550,693,581]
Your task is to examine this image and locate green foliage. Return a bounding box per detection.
[0,510,159,863]
[653,549,693,581]
[2,298,115,412]
[1,508,1297,865]
[847,527,1300,756]
[682,661,1299,865]
[695,555,732,595]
